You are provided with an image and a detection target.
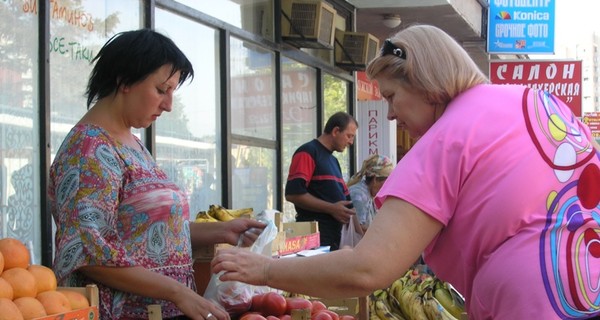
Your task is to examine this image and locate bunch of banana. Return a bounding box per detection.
[369,289,406,320]
[195,210,219,222]
[209,204,254,221]
[432,281,465,319]
[422,289,458,320]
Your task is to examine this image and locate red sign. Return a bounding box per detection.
[356,71,381,101]
[489,60,582,117]
[582,112,600,138]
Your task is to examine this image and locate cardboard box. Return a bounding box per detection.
[274,212,320,256]
[34,284,99,320]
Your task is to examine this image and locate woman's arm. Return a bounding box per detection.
[79,265,229,320]
[189,218,266,249]
[212,197,443,298]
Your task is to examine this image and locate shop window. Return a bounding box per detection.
[174,0,274,41]
[280,57,317,221]
[230,37,276,140]
[231,144,276,214]
[155,9,222,217]
[323,73,351,180]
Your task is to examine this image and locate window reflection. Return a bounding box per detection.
[155,8,221,216]
[231,144,275,213]
[324,74,351,180]
[230,37,276,140]
[174,0,274,41]
[280,57,317,220]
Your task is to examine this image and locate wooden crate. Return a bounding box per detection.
[34,284,99,320]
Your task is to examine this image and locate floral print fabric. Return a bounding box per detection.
[48,124,193,319]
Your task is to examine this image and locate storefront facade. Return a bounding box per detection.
[0,0,358,265]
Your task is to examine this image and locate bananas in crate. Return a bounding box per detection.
[194,204,254,222]
[368,265,465,320]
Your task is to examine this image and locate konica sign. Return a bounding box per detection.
[487,0,556,54]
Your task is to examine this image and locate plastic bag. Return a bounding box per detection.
[340,215,363,248]
[204,219,278,316]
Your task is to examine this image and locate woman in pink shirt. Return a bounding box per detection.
[212,25,600,319]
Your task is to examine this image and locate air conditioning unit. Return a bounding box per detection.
[281,0,336,50]
[241,0,273,39]
[334,30,380,71]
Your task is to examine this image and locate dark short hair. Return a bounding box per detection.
[323,111,358,134]
[85,29,194,108]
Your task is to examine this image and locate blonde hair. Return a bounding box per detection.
[366,24,489,107]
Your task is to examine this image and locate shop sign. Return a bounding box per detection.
[487,0,556,54]
[356,71,381,101]
[489,59,582,117]
[582,112,600,138]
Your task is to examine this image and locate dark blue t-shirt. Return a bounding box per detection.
[285,139,351,250]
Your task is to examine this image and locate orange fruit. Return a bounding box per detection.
[0,251,4,274]
[0,268,36,299]
[0,277,14,299]
[27,264,57,294]
[0,238,30,270]
[0,297,24,320]
[57,289,90,310]
[36,290,71,315]
[13,297,47,320]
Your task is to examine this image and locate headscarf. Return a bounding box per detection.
[347,154,394,187]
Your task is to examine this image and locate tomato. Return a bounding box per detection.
[311,300,327,315]
[285,297,313,314]
[266,316,279,320]
[280,315,292,320]
[239,312,267,320]
[250,293,266,312]
[340,315,356,320]
[261,292,288,316]
[318,309,340,320]
[312,310,334,320]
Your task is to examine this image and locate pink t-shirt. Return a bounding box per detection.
[375,84,600,319]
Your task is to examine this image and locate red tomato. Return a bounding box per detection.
[340,315,356,320]
[266,316,279,320]
[250,293,266,312]
[311,300,328,315]
[261,292,287,316]
[239,312,267,320]
[319,309,340,320]
[312,311,334,320]
[285,297,313,314]
[280,315,292,320]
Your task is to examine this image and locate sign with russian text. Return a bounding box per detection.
[356,71,381,101]
[582,112,600,138]
[487,0,555,54]
[489,60,582,117]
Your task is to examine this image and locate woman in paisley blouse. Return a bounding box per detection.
[48,29,265,320]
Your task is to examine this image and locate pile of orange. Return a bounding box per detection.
[0,237,90,320]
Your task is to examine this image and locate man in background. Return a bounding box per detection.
[285,111,358,251]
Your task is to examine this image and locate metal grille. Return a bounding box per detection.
[318,8,334,44]
[290,3,317,37]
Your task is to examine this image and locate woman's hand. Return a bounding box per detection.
[173,287,230,320]
[211,247,272,286]
[221,218,267,246]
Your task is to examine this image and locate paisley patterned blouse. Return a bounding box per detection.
[48,123,194,319]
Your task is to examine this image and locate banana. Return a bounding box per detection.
[375,299,405,320]
[225,207,254,218]
[208,204,235,221]
[194,211,219,222]
[433,281,465,319]
[422,290,458,320]
[397,286,428,320]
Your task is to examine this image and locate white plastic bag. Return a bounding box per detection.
[340,215,363,248]
[204,219,278,316]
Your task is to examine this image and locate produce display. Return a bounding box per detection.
[0,237,91,319]
[369,266,465,320]
[195,205,254,222]
[236,291,357,320]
